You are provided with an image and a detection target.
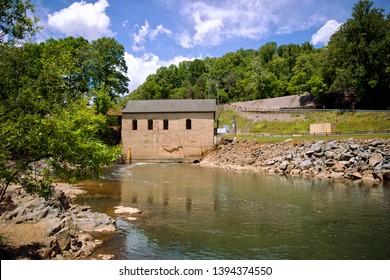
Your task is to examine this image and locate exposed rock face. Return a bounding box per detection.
[200,138,390,184]
[0,186,116,259]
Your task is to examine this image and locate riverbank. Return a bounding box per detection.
[0,183,116,260]
[200,138,390,184]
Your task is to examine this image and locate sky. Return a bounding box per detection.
[31,0,390,93]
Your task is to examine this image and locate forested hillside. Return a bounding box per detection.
[128,0,390,110]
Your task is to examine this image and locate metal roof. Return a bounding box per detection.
[122,99,216,113]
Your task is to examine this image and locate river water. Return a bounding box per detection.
[76,163,390,260]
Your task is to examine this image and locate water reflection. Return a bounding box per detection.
[77,163,390,260]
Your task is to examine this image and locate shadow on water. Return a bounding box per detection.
[77,163,390,260]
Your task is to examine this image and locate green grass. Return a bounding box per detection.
[246,112,390,134]
[216,109,252,131]
[217,109,390,143]
[234,133,390,144]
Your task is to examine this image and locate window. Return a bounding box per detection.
[132,119,137,130]
[163,119,169,130]
[148,119,153,130]
[186,119,192,130]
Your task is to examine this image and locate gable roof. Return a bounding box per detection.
[122,99,216,114]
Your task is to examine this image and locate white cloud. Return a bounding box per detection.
[311,19,342,46]
[192,11,223,46]
[124,52,195,92]
[177,31,193,49]
[132,20,172,52]
[177,0,326,48]
[122,20,129,29]
[150,24,172,40]
[47,0,114,41]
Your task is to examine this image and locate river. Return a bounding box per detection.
[76,163,390,260]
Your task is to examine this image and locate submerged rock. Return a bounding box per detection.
[114,206,141,214]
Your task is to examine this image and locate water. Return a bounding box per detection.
[76,163,390,260]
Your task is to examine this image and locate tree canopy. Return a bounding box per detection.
[0,0,40,44]
[0,1,129,201]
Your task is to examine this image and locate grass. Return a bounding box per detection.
[218,111,390,134]
[233,133,390,144]
[216,109,252,132]
[217,109,390,143]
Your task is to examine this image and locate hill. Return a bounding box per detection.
[217,96,390,135]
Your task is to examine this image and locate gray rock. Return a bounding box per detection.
[324,151,335,159]
[340,153,354,161]
[370,140,384,147]
[349,144,360,150]
[305,150,314,156]
[54,227,71,251]
[73,211,116,232]
[279,161,289,170]
[300,159,313,169]
[369,153,383,167]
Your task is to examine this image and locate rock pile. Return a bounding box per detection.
[0,186,116,259]
[201,138,390,183]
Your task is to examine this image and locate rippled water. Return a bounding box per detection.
[76,163,390,260]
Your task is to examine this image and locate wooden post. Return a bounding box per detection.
[127,148,131,164]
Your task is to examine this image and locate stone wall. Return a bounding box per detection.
[122,112,215,162]
[200,138,390,184]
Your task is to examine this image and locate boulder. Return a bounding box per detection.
[382,170,390,181]
[331,163,345,172]
[73,211,116,232]
[114,206,142,214]
[300,159,313,169]
[54,227,71,251]
[369,153,383,167]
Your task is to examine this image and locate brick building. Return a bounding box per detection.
[121,99,216,162]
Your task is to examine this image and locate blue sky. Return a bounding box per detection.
[31,0,390,92]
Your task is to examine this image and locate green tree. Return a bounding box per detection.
[327,0,390,108]
[1,3,124,201]
[0,43,121,202]
[87,37,130,99]
[0,0,40,44]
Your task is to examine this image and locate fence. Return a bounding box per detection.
[250,130,390,138]
[235,107,390,113]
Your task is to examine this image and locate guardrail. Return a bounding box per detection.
[249,130,390,138]
[234,107,390,113]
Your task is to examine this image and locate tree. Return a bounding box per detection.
[327,0,390,108]
[1,3,124,202]
[259,42,277,65]
[87,37,130,100]
[0,0,40,44]
[0,42,121,202]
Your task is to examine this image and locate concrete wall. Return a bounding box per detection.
[310,123,336,134]
[122,112,215,162]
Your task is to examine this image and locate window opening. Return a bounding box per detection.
[148,119,153,130]
[132,119,137,130]
[163,119,169,130]
[186,119,192,130]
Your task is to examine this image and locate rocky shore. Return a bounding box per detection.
[0,184,116,260]
[201,138,390,184]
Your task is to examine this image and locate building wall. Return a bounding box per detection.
[122,112,215,162]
